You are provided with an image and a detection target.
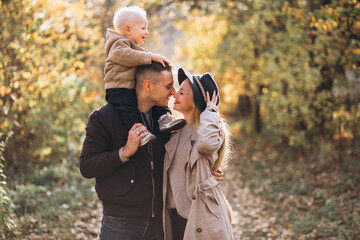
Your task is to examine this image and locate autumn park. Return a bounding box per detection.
[1,0,359,239]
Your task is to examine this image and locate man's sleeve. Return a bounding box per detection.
[79,110,123,178]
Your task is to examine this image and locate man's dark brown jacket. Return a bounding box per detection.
[80,103,169,218]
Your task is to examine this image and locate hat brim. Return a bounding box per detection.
[177,68,202,110]
[178,67,193,86]
[177,68,219,112]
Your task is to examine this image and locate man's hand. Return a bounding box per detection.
[211,167,224,184]
[123,123,148,158]
[151,53,171,67]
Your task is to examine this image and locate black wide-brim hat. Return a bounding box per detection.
[178,67,220,112]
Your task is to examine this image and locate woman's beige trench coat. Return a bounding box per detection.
[162,105,234,240]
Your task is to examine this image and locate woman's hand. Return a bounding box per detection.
[211,167,224,184]
[206,90,218,107]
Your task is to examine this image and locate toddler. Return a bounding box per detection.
[104,6,185,146]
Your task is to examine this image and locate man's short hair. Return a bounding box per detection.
[135,62,173,87]
[113,6,146,31]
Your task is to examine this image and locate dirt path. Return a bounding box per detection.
[222,163,290,239]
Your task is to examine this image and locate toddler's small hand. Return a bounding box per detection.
[151,53,171,67]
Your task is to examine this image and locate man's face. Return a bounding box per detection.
[150,71,175,107]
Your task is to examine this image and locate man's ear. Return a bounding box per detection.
[143,80,151,91]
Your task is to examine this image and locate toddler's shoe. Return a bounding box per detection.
[139,132,156,147]
[159,118,186,133]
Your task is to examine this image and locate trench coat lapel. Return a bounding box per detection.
[164,130,181,171]
[164,127,198,171]
[187,129,199,169]
[189,131,203,169]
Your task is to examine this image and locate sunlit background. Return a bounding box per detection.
[1,0,359,239]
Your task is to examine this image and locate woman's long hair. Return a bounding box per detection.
[190,105,233,222]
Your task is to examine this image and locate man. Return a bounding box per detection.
[80,62,223,240]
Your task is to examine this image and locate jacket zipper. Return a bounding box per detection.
[149,112,155,218]
[141,111,156,218]
[150,160,155,217]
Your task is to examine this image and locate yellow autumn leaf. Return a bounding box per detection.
[0,86,10,97]
[40,147,52,156]
[322,23,327,31]
[13,81,20,89]
[23,72,32,79]
[74,61,85,69]
[227,1,235,8]
[353,48,360,55]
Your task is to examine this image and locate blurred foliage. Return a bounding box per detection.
[0,135,16,239]
[171,0,360,152]
[1,0,358,168]
[0,0,105,236]
[0,0,359,238]
[0,0,104,172]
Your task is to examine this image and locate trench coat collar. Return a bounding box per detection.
[164,126,198,170]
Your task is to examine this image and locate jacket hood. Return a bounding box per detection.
[104,28,129,55]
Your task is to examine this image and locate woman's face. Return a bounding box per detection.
[173,79,194,115]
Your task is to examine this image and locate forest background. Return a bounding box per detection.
[0,0,359,239]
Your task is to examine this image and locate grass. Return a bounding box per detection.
[7,165,99,239]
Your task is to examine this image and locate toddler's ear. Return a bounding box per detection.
[123,25,131,35]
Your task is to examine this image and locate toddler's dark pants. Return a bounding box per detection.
[106,88,170,132]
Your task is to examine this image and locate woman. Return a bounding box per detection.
[162,68,234,240]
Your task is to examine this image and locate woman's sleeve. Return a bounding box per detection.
[197,105,224,157]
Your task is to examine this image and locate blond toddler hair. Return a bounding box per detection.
[113,6,147,33]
